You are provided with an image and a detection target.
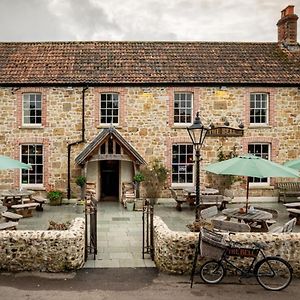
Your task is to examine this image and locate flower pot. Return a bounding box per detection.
[135,198,145,211]
[49,198,62,206]
[126,201,135,211]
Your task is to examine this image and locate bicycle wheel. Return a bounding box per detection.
[255,257,293,291]
[200,260,225,284]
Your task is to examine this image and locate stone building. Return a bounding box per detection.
[0,5,299,202]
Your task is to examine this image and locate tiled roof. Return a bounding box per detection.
[0,41,299,85]
[75,127,147,165]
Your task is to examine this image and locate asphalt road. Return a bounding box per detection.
[0,268,299,300]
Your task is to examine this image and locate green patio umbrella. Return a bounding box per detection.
[284,159,300,171]
[0,155,31,170]
[204,154,300,212]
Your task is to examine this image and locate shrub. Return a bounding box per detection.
[75,175,86,188]
[47,190,63,206]
[141,159,169,199]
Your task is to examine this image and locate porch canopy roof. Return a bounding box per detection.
[75,127,147,166]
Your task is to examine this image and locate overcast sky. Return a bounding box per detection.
[0,0,299,42]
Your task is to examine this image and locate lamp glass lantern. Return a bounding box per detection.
[187,112,210,150]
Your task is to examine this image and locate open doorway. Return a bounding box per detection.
[100,160,119,201]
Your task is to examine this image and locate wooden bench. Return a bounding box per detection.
[32,195,46,211]
[199,195,229,210]
[286,208,300,225]
[0,221,18,230]
[277,182,300,203]
[1,211,23,222]
[11,203,39,217]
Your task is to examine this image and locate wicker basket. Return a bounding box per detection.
[200,228,227,259]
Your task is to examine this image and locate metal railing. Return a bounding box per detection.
[84,193,97,261]
[142,200,154,260]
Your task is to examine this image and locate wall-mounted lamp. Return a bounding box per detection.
[222,116,230,126]
[236,118,244,129]
[11,87,21,94]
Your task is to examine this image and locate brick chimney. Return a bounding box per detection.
[277,5,298,45]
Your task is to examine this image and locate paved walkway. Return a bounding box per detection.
[16,198,299,269]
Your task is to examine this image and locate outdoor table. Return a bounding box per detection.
[1,189,35,207]
[284,202,300,209]
[222,208,272,232]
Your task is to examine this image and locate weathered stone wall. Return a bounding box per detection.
[0,86,299,198]
[153,216,300,276]
[0,218,85,272]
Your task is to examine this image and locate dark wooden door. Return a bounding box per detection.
[100,160,119,200]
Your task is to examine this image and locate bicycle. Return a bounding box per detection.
[191,228,293,291]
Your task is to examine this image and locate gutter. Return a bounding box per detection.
[67,86,88,199]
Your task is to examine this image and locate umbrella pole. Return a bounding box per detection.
[245,177,249,213]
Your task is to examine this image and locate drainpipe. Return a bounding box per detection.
[67,86,88,199]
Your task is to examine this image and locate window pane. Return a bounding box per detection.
[249,93,268,124]
[22,93,42,125]
[248,143,269,183]
[100,93,119,124]
[172,143,193,184]
[174,93,193,124]
[21,144,43,185]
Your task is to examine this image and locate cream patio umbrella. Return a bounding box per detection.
[284,158,300,171]
[204,154,300,212]
[0,155,31,170]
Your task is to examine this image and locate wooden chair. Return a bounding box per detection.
[219,189,234,210]
[122,182,136,208]
[200,205,227,221]
[212,219,251,232]
[270,217,297,233]
[169,188,186,211]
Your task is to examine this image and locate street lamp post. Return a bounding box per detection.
[187,112,210,221]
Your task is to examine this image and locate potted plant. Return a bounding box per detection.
[47,190,63,206]
[133,172,145,210]
[76,175,86,204]
[133,172,145,199]
[141,159,169,205]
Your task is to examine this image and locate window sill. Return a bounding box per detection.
[21,185,45,191]
[171,124,191,129]
[19,125,44,129]
[97,125,122,129]
[171,183,194,188]
[248,124,271,129]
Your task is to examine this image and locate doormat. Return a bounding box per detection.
[112,217,130,221]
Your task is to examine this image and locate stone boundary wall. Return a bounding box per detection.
[0,218,85,272]
[153,216,300,276]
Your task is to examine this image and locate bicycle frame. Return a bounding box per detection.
[217,247,266,277]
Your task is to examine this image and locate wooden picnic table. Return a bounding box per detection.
[222,208,272,232]
[1,189,35,207]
